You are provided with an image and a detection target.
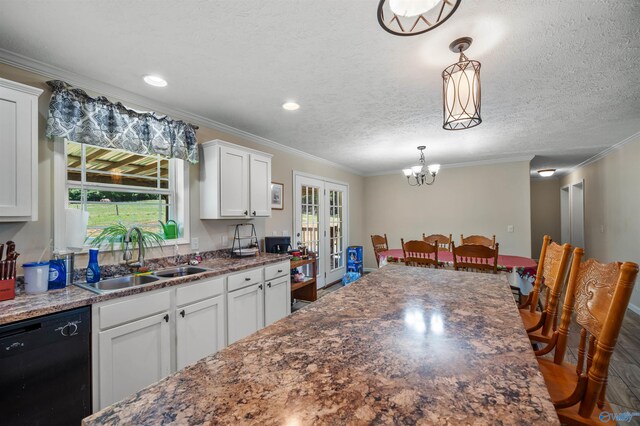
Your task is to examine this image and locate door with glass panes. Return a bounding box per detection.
[294,174,348,288]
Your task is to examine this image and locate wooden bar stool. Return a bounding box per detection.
[535,248,638,425]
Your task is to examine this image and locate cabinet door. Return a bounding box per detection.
[98,312,171,409]
[265,276,290,326]
[0,85,35,218]
[249,154,271,217]
[227,283,264,344]
[176,295,225,371]
[219,145,249,217]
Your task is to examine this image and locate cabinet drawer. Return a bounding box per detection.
[99,290,171,330]
[176,276,225,307]
[265,262,289,281]
[228,268,262,292]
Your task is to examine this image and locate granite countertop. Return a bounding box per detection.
[84,264,559,425]
[0,253,289,325]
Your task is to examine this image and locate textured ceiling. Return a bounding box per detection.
[1,0,639,175]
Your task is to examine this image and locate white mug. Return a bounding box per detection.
[23,262,50,294]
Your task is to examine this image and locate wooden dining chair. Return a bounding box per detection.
[401,239,439,269]
[460,234,496,249]
[422,233,452,251]
[534,248,638,425]
[451,242,499,274]
[519,235,573,344]
[371,234,389,267]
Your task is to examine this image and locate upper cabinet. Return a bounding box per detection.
[200,140,272,219]
[0,78,43,222]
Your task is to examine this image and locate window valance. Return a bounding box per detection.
[45,80,199,164]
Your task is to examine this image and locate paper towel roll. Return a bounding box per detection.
[65,209,90,250]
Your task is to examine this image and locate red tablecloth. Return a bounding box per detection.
[378,249,538,278]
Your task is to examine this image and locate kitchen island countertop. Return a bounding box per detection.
[84,264,559,426]
[0,253,289,325]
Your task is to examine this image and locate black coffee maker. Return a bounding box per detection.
[264,236,292,254]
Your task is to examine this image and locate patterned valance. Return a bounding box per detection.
[45,80,199,163]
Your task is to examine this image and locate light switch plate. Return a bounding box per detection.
[191,237,199,250]
[507,225,514,233]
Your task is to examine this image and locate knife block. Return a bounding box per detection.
[0,278,16,301]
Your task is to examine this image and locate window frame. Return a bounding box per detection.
[53,137,190,253]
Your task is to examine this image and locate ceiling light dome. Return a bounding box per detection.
[389,0,440,17]
[282,102,300,111]
[143,75,167,87]
[537,169,556,177]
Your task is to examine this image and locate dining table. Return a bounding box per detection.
[377,249,539,295]
[83,265,559,425]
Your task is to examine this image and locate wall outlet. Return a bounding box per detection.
[507,225,514,233]
[191,237,199,250]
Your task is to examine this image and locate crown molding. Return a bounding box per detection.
[0,48,364,176]
[0,75,43,96]
[556,130,640,177]
[363,155,535,177]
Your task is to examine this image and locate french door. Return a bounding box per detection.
[294,173,348,288]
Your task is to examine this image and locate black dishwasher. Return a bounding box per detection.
[0,306,91,426]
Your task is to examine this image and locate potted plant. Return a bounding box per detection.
[88,223,165,252]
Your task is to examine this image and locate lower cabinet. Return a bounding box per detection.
[227,282,264,344]
[98,312,171,408]
[265,276,290,326]
[176,294,225,370]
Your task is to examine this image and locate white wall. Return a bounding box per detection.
[363,161,532,268]
[560,133,640,313]
[530,179,561,258]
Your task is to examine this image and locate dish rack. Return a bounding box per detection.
[231,223,260,257]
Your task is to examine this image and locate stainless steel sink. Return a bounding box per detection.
[75,274,161,294]
[152,266,211,278]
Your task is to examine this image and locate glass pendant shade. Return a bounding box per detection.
[389,0,440,17]
[427,164,441,175]
[402,168,413,177]
[442,38,482,130]
[411,164,424,175]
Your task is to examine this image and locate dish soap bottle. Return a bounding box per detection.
[86,248,100,283]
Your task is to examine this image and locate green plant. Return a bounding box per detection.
[88,223,165,252]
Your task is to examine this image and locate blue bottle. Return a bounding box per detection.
[86,248,101,283]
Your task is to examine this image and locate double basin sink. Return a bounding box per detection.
[75,266,211,294]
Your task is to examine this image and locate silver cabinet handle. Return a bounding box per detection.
[267,282,271,288]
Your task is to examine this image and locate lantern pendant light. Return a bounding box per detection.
[442,37,482,130]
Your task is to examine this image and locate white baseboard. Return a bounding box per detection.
[628,302,640,316]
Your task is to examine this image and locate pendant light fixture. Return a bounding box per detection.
[402,146,440,186]
[377,0,461,37]
[442,37,482,130]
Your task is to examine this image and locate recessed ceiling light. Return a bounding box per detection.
[537,169,556,177]
[282,102,300,111]
[143,75,167,87]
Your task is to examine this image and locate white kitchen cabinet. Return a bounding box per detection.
[0,78,43,221]
[176,294,225,370]
[264,275,290,326]
[200,139,272,219]
[98,311,171,408]
[227,282,264,344]
[249,153,272,217]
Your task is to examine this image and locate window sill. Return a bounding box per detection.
[72,236,191,255]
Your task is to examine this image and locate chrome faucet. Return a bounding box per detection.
[123,227,145,268]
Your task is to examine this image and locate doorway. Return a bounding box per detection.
[560,180,585,249]
[293,172,349,288]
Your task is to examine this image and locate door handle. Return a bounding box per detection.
[164,314,169,322]
[267,282,271,288]
[180,310,185,318]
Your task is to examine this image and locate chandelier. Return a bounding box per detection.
[402,146,440,186]
[377,0,462,37]
[442,37,481,130]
